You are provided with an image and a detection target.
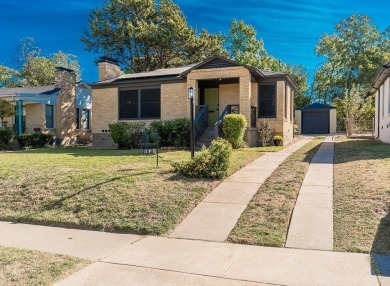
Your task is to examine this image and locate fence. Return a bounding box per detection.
[337,118,374,137]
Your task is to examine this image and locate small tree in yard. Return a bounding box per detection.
[258,119,273,146]
[222,114,247,148]
[0,99,16,127]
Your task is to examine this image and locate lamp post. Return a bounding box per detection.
[188,87,195,158]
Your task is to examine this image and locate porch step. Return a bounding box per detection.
[196,127,215,149]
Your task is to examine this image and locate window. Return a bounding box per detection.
[258,84,276,118]
[119,88,161,119]
[81,109,90,130]
[45,105,54,129]
[76,108,80,129]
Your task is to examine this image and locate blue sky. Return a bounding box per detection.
[0,0,388,84]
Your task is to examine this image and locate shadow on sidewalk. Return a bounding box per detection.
[371,211,390,277]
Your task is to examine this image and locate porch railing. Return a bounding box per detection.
[194,105,208,142]
[250,106,257,128]
[214,104,240,138]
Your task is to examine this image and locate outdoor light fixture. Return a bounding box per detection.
[188,86,194,99]
[188,87,195,158]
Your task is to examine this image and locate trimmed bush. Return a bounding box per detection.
[109,122,145,149]
[0,128,14,150]
[258,119,273,147]
[17,133,53,149]
[149,118,190,148]
[222,114,247,149]
[173,138,232,179]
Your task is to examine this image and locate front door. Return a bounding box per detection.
[204,88,219,127]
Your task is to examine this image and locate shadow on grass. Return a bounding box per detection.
[371,211,390,277]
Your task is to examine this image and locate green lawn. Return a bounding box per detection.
[0,146,279,235]
[227,138,323,247]
[333,138,390,255]
[0,246,87,286]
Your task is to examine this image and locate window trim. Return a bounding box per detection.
[45,104,55,129]
[118,86,161,120]
[258,83,277,118]
[284,84,288,120]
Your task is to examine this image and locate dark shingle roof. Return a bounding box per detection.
[0,85,57,96]
[301,103,336,110]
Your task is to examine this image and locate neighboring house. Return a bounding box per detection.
[0,67,92,145]
[370,61,390,144]
[295,103,337,135]
[92,56,296,148]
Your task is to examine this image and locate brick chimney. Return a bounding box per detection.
[54,67,77,146]
[97,57,121,81]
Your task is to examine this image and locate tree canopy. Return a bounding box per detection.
[0,99,16,126]
[314,15,390,104]
[0,38,81,87]
[82,0,225,72]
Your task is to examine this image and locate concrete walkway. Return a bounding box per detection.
[169,137,313,242]
[286,137,334,250]
[0,221,383,286]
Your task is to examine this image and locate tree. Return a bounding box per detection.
[0,99,16,127]
[314,15,390,103]
[4,38,82,86]
[82,0,225,72]
[225,19,310,108]
[0,65,18,87]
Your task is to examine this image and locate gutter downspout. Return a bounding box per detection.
[372,85,380,139]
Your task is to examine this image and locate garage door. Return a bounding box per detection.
[302,111,329,134]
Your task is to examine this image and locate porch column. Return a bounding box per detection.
[239,74,251,125]
[17,100,23,135]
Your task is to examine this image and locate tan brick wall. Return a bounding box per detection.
[54,70,77,146]
[251,82,258,107]
[26,103,44,130]
[219,83,239,113]
[161,82,187,120]
[92,87,119,133]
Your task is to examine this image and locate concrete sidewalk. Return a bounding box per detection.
[169,137,313,242]
[286,136,334,250]
[0,222,382,286]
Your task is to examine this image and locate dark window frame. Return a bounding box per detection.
[45,104,55,129]
[118,87,161,120]
[258,83,277,118]
[76,107,80,130]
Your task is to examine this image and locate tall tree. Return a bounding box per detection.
[314,15,390,103]
[82,0,225,72]
[226,19,310,108]
[3,38,82,87]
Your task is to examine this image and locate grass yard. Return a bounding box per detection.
[227,137,324,247]
[0,246,87,286]
[333,138,390,255]
[0,146,279,235]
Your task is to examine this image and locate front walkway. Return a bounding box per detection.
[169,137,313,242]
[286,137,334,250]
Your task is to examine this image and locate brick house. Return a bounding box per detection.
[0,67,92,145]
[370,61,390,143]
[92,56,296,148]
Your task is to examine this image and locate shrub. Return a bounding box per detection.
[150,118,190,147]
[294,124,299,135]
[109,122,145,149]
[17,133,53,149]
[259,119,273,146]
[222,114,247,149]
[0,128,14,150]
[173,138,232,179]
